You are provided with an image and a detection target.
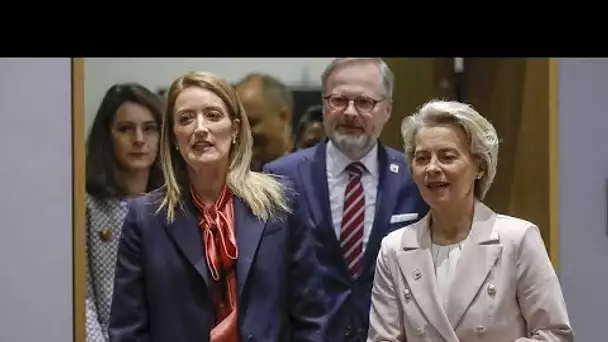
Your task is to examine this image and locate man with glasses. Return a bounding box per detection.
[264,58,428,341]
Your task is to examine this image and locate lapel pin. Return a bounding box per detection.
[389,163,399,173]
[99,228,113,242]
[412,269,422,280]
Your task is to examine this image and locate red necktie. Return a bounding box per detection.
[339,162,365,278]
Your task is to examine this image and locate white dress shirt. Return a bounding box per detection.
[326,141,379,253]
[431,241,464,309]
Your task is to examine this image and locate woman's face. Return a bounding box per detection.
[172,86,239,171]
[296,121,325,150]
[411,124,482,210]
[111,101,159,172]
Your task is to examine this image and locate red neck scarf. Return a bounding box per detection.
[190,184,240,342]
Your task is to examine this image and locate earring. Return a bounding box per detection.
[175,145,179,151]
[232,136,237,144]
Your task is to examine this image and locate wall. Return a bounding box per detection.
[0,58,73,341]
[84,58,333,133]
[559,57,608,341]
[462,58,557,257]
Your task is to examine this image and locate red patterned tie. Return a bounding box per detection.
[340,162,365,278]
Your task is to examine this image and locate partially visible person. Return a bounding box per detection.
[234,73,293,171]
[293,104,325,151]
[85,83,164,342]
[108,71,327,342]
[156,87,168,104]
[264,58,428,342]
[368,99,573,342]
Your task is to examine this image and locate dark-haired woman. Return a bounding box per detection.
[85,83,164,342]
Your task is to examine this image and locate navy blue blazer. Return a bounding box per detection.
[108,187,327,342]
[263,141,428,342]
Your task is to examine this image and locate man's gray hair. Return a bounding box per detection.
[320,58,394,99]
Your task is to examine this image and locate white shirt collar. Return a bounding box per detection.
[326,140,379,179]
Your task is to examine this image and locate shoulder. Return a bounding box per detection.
[263,173,301,217]
[383,144,407,163]
[264,144,318,173]
[384,216,426,247]
[493,213,542,247]
[253,171,299,198]
[381,144,415,184]
[86,193,122,216]
[376,226,410,266]
[124,188,165,226]
[249,171,298,197]
[86,193,106,210]
[381,228,406,253]
[129,188,164,213]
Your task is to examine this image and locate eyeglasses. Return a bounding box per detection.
[323,94,384,114]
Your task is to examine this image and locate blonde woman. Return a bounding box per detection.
[367,100,573,341]
[108,71,327,342]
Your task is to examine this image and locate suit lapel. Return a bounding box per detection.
[301,142,332,231]
[299,142,347,270]
[446,201,502,329]
[364,145,403,271]
[163,195,212,287]
[397,218,458,342]
[233,197,266,297]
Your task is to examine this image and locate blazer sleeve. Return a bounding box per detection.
[515,225,574,342]
[287,201,329,342]
[85,199,108,342]
[367,237,406,342]
[108,203,150,342]
[86,254,108,342]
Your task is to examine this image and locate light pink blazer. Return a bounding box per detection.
[367,201,573,342]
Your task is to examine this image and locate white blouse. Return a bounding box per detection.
[431,241,464,309]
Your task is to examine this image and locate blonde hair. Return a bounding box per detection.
[157,71,290,223]
[401,99,499,199]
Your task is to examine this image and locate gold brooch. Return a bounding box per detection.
[99,228,112,241]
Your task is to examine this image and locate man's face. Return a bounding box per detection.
[236,82,290,170]
[323,61,392,157]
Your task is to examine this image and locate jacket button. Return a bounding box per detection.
[487,284,497,296]
[344,326,352,337]
[404,288,412,300]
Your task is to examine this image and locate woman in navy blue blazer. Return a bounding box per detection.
[108,71,327,342]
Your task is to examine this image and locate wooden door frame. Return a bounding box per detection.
[548,58,559,271]
[381,57,560,272]
[462,57,561,272]
[72,57,86,342]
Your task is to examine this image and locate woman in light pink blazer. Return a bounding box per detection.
[367,100,573,342]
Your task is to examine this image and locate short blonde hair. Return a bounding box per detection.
[401,99,499,199]
[157,71,290,222]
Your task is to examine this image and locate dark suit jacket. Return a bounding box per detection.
[263,141,428,342]
[108,187,327,342]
